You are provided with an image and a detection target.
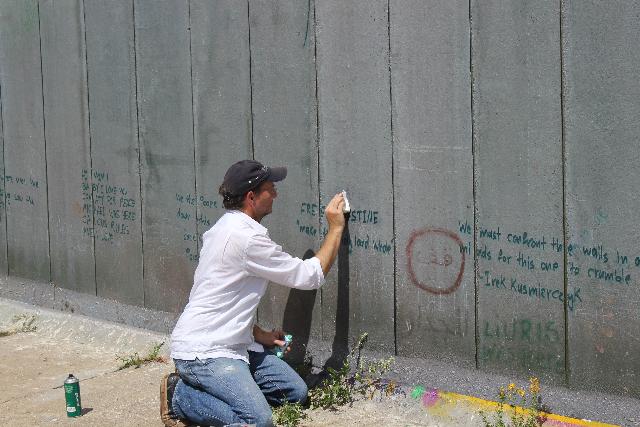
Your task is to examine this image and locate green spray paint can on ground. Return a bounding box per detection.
[64,374,82,417]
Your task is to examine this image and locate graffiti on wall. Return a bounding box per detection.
[404,218,640,313]
[80,169,137,243]
[295,200,392,255]
[460,218,639,287]
[0,174,41,212]
[479,317,564,373]
[79,168,224,263]
[405,227,465,295]
[175,191,222,262]
[491,224,631,307]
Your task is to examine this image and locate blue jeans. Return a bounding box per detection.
[172,351,308,427]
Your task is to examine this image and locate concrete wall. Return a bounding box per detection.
[0,0,638,398]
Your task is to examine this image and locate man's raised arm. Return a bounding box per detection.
[314,192,346,275]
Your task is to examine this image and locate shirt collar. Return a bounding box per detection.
[228,210,268,234]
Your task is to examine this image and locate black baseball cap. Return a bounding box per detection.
[220,160,287,197]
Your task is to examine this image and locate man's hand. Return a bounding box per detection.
[325,192,346,231]
[253,325,288,350]
[314,192,347,275]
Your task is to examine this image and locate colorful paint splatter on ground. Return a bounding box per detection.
[409,385,620,427]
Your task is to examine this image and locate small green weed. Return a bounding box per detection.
[272,401,307,427]
[116,341,166,370]
[353,352,396,400]
[308,332,396,410]
[308,357,353,409]
[0,314,38,337]
[479,377,546,427]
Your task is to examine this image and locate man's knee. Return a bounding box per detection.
[247,404,273,427]
[286,379,308,404]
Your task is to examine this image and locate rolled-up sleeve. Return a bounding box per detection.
[244,234,325,290]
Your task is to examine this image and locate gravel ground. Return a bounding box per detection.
[0,298,470,427]
[0,298,635,427]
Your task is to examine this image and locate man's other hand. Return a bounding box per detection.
[253,325,288,350]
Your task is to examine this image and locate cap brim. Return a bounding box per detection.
[268,166,287,182]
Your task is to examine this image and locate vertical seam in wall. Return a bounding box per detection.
[559,0,569,385]
[187,1,199,257]
[304,0,311,48]
[132,0,145,307]
[0,76,7,275]
[247,0,255,160]
[386,0,397,356]
[37,0,53,284]
[81,0,98,296]
[246,0,258,321]
[469,0,479,369]
[312,0,323,339]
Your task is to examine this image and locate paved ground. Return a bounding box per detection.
[0,299,169,426]
[0,298,635,426]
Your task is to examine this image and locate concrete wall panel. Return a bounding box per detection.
[190,0,251,251]
[84,0,143,306]
[135,0,196,312]
[40,0,94,292]
[471,0,564,382]
[250,0,321,351]
[0,0,49,280]
[315,0,394,354]
[563,1,640,396]
[0,81,6,274]
[391,0,474,364]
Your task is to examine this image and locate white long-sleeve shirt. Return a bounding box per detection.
[170,210,325,363]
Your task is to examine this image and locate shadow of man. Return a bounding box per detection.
[282,218,351,385]
[322,218,350,372]
[282,249,319,366]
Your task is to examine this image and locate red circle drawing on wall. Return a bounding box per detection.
[406,228,465,295]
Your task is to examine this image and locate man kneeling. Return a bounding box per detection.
[161,160,345,427]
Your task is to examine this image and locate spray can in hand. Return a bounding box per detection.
[64,374,82,417]
[276,334,293,358]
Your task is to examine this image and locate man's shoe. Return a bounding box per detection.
[160,373,191,427]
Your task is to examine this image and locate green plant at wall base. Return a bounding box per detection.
[116,341,166,370]
[272,401,307,427]
[308,360,353,409]
[308,333,396,410]
[353,354,396,399]
[479,377,546,427]
[0,314,37,337]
